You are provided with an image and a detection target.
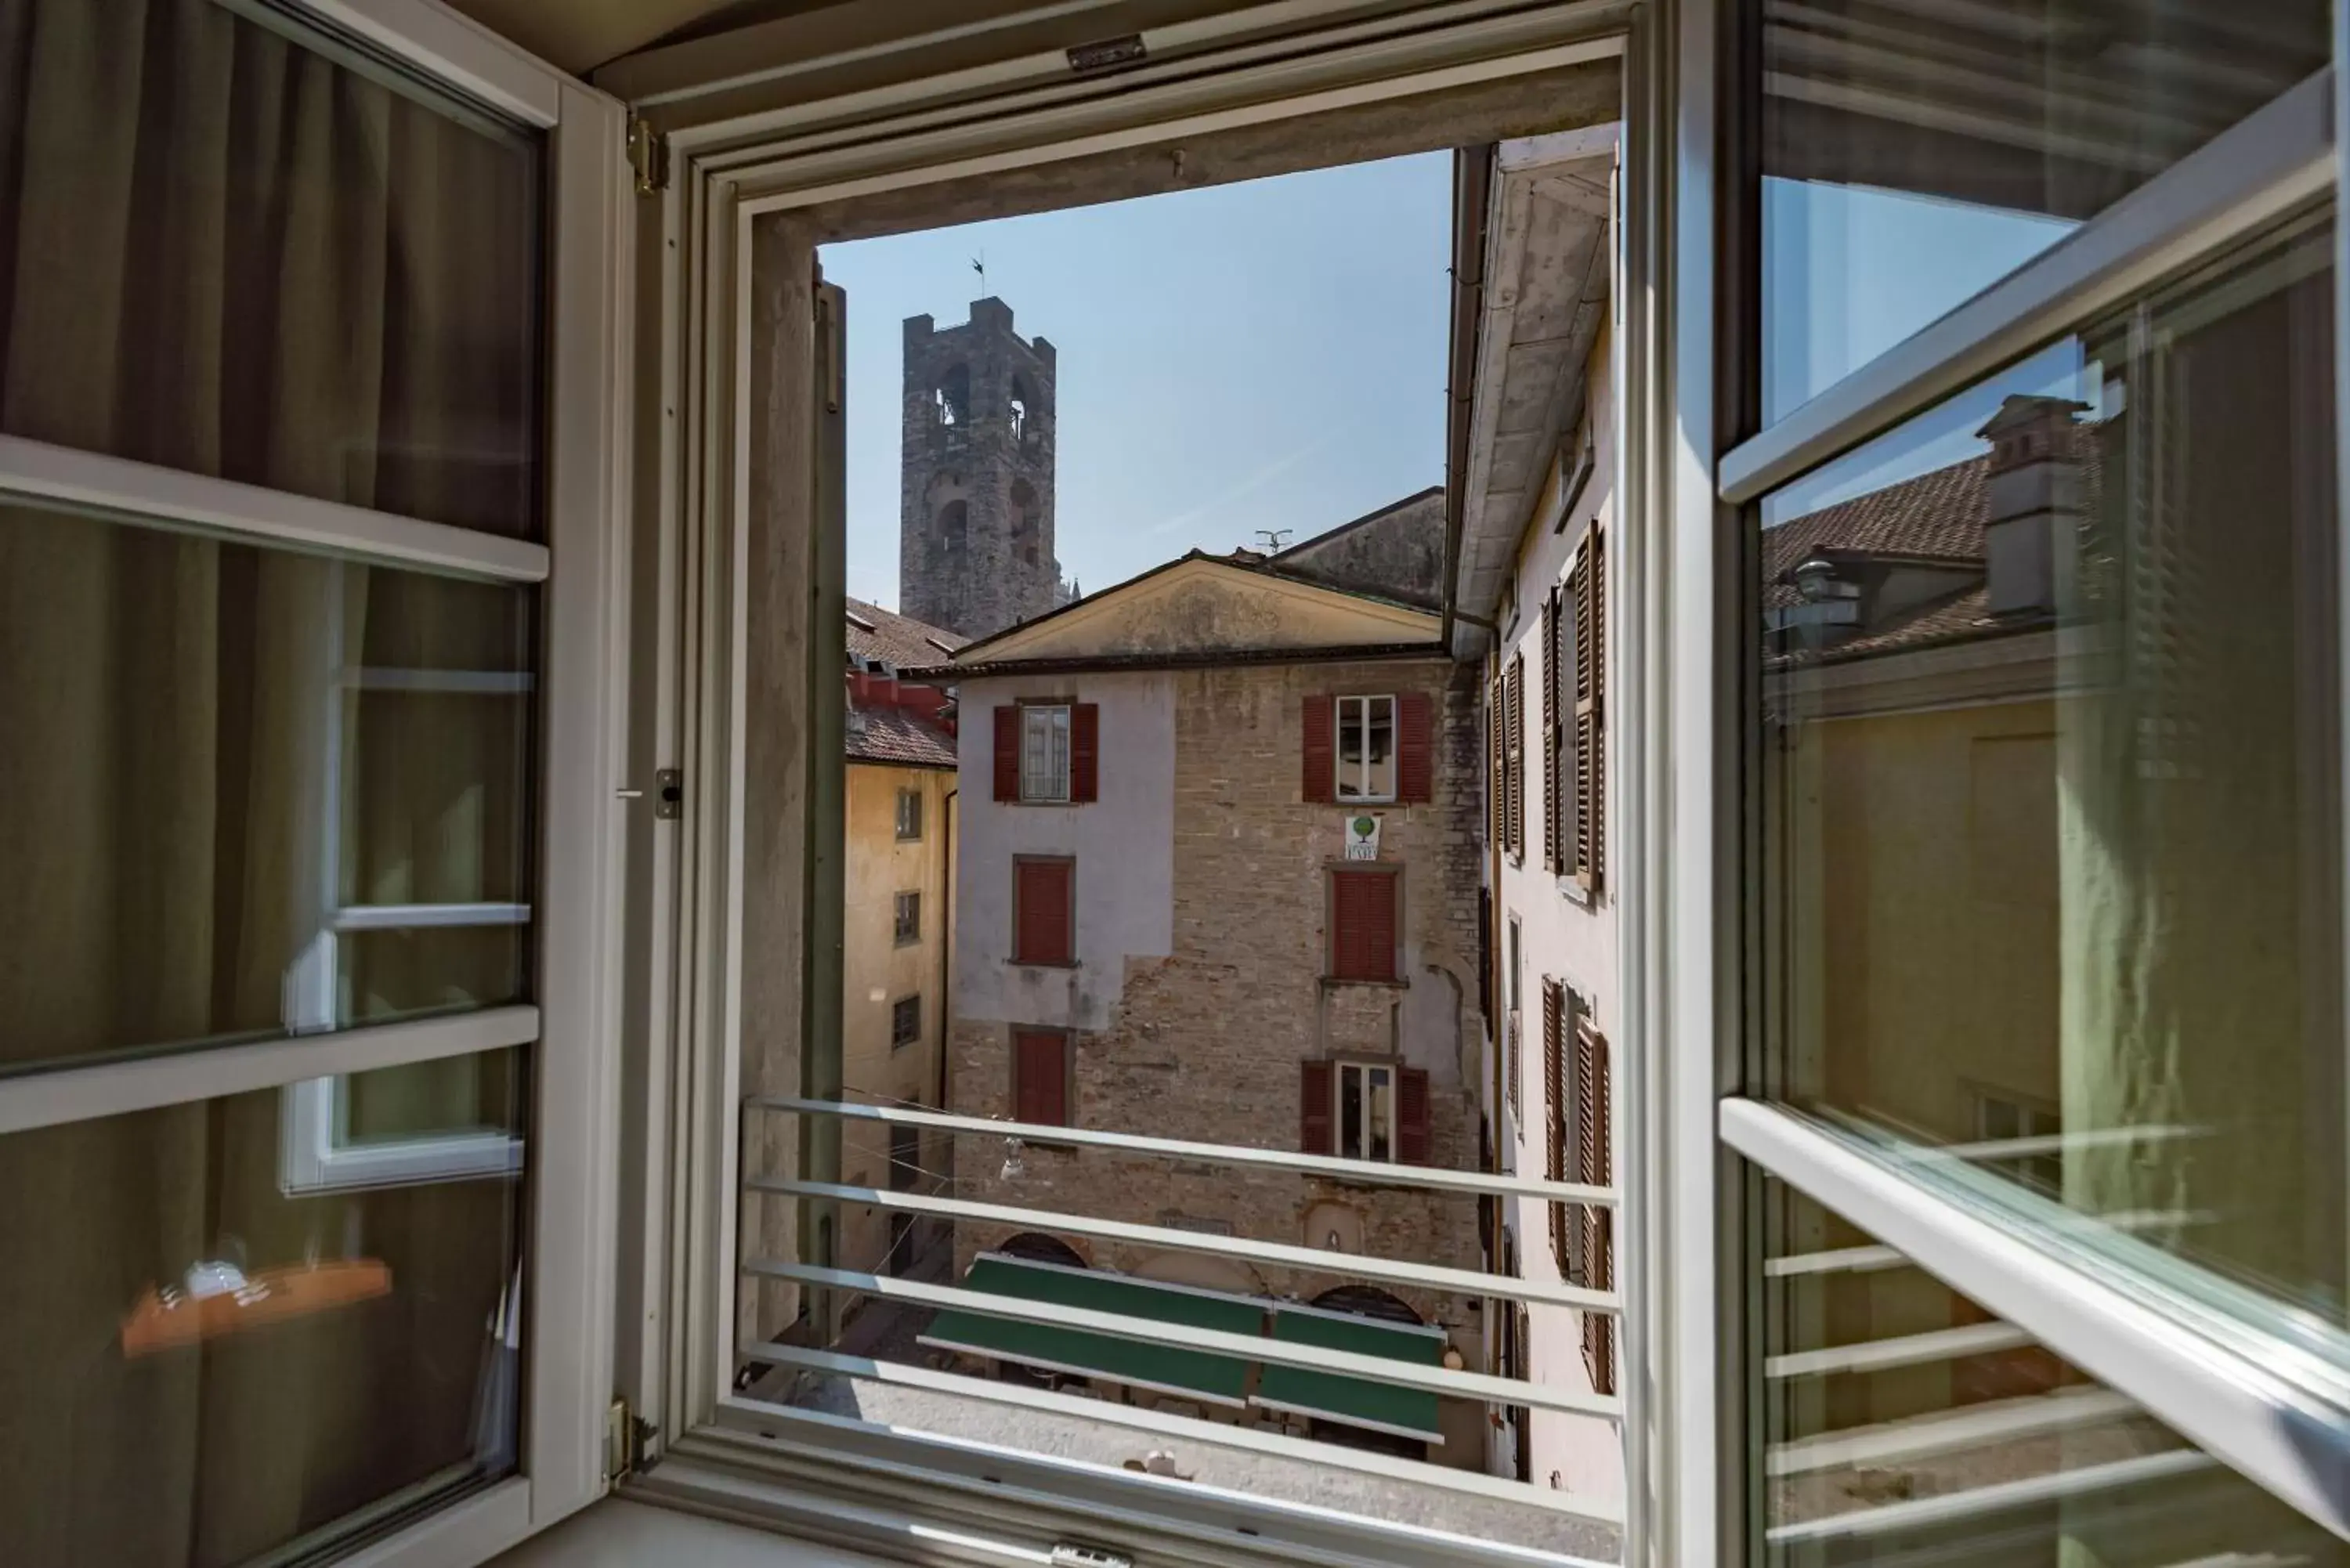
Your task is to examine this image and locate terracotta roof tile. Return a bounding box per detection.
[846,703,957,769]
[848,597,967,670]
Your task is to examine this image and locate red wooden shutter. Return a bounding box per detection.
[1575,529,1606,893]
[1013,1029,1069,1126]
[1014,858,1073,965]
[993,705,1020,802]
[1396,692,1433,803]
[1300,1060,1334,1154]
[1488,674,1505,846]
[1504,656,1524,854]
[1397,1067,1430,1163]
[1301,694,1336,803]
[1069,703,1099,802]
[1581,1025,1615,1394]
[1329,869,1397,981]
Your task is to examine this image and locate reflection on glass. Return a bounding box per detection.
[0,1050,525,1566]
[1759,1179,2343,1563]
[0,500,537,1071]
[0,0,544,535]
[1759,214,2342,1324]
[1760,0,2326,421]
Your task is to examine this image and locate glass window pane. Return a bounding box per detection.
[1759,0,2326,423]
[1756,213,2341,1330]
[1757,1177,2344,1564]
[0,1047,525,1566]
[0,497,537,1071]
[0,0,544,537]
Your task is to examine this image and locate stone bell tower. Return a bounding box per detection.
[899,298,1065,640]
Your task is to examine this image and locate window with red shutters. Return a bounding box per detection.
[1327,868,1397,982]
[1397,1066,1430,1163]
[1011,1028,1071,1126]
[992,705,1020,802]
[1301,693,1336,804]
[1012,857,1074,966]
[1299,1060,1333,1154]
[1396,690,1433,803]
[1069,703,1099,802]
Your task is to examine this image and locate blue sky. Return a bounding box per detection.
[820,154,1451,612]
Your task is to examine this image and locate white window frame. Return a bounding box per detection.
[644,11,1645,1568]
[1334,1059,1400,1165]
[1018,701,1072,803]
[1336,692,1399,803]
[895,786,924,840]
[1684,38,2350,1568]
[0,4,630,1564]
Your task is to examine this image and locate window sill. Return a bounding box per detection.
[1008,958,1079,970]
[1559,878,1597,909]
[1320,974,1407,990]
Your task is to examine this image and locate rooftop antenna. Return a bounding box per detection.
[971,249,987,295]
[1254,529,1293,554]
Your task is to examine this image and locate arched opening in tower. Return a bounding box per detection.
[1009,479,1040,567]
[935,499,968,558]
[934,363,970,426]
[1010,374,1039,446]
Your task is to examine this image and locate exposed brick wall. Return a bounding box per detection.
[951,656,1490,1333]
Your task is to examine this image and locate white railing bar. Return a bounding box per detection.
[1768,1387,2140,1476]
[1765,1320,2033,1380]
[1767,1209,2217,1278]
[1765,1448,2214,1544]
[330,903,536,931]
[0,1004,539,1136]
[345,667,537,695]
[748,1176,1620,1313]
[741,1258,1625,1420]
[753,1095,1619,1206]
[725,1357,1626,1527]
[1717,67,2332,505]
[0,432,551,583]
[1723,1097,2350,1539]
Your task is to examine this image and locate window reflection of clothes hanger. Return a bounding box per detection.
[121,1256,392,1358]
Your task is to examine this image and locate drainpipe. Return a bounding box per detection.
[1441,143,1495,659]
[935,784,956,1118]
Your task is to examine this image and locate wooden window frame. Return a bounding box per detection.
[893,888,921,947]
[1010,854,1076,968]
[1324,864,1401,984]
[895,786,924,841]
[1334,692,1400,804]
[1009,1026,1076,1129]
[889,993,922,1050]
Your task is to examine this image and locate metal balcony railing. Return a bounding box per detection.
[736,1096,1626,1530]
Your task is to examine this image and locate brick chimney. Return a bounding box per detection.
[1975,394,2088,618]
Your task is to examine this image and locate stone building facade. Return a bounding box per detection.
[899,297,1071,640]
[921,534,1488,1461]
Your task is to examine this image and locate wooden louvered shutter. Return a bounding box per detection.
[1302,694,1336,804]
[1542,591,1560,871]
[1578,1017,1614,1394]
[1014,858,1073,966]
[1542,980,1569,1277]
[1574,530,1605,893]
[1300,1060,1334,1154]
[993,705,1021,801]
[1013,1029,1069,1126]
[1397,1067,1430,1163]
[1069,703,1100,802]
[1329,869,1397,982]
[1396,692,1434,803]
[1488,673,1506,846]
[1505,655,1524,854]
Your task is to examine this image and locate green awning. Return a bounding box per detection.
[918,1254,1448,1443]
[919,1254,1260,1406]
[1253,1305,1446,1442]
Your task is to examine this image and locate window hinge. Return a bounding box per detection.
[605,1396,658,1485]
[627,115,669,195]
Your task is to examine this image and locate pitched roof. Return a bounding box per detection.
[848,596,967,669]
[846,703,957,769]
[1759,456,1987,613]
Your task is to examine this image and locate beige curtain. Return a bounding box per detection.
[0,0,533,1561]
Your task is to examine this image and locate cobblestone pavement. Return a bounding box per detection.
[746,1300,1621,1564]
